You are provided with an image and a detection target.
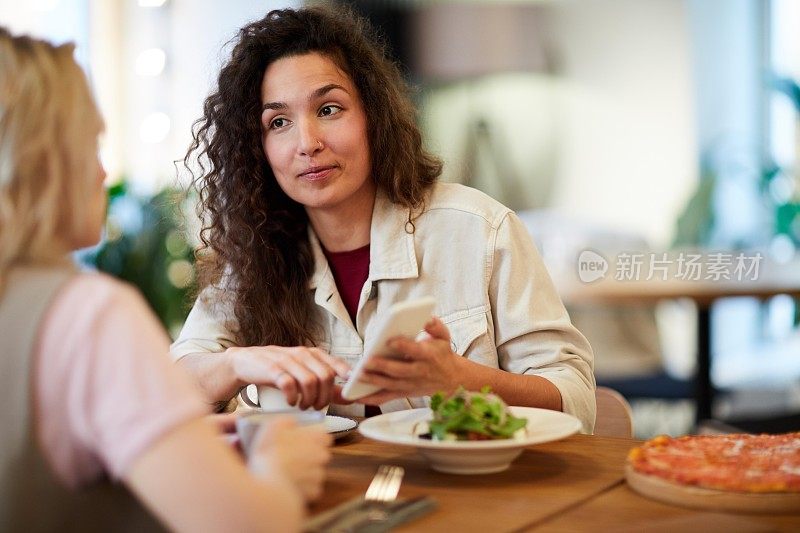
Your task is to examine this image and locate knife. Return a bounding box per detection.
[305,496,436,532]
[305,496,367,532]
[346,496,437,532]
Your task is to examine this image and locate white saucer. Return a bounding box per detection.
[325,415,358,439]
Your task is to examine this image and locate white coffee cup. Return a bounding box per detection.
[240,384,292,411]
[240,384,329,414]
[235,410,326,456]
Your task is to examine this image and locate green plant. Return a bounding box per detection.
[766,74,800,246]
[81,182,197,338]
[673,162,716,248]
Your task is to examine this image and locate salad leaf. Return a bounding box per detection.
[426,387,527,441]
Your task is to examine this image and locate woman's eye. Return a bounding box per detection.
[319,105,342,117]
[269,117,288,129]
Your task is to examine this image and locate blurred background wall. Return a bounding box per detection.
[419,0,697,247]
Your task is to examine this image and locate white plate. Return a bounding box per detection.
[359,407,581,474]
[325,415,358,439]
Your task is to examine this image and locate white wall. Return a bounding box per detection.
[422,0,698,247]
[1,0,300,192]
[95,0,300,193]
[0,0,90,56]
[546,0,697,248]
[169,1,302,189]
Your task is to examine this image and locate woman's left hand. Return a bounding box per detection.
[207,412,239,435]
[356,317,465,405]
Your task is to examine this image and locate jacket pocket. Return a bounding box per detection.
[444,312,489,356]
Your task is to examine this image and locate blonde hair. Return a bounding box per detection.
[0,28,103,285]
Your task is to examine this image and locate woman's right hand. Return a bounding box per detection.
[247,417,333,502]
[227,346,351,410]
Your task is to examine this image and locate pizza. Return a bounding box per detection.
[627,432,800,493]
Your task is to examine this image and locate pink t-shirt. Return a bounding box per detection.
[33,273,208,489]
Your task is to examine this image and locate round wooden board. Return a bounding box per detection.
[625,465,800,514]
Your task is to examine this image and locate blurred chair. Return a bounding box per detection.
[594,386,634,438]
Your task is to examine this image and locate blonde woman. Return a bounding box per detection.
[0,29,330,532]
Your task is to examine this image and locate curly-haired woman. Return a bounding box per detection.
[0,28,330,533]
[172,6,596,432]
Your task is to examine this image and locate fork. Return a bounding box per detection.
[316,465,404,531]
[364,465,404,505]
[306,465,434,532]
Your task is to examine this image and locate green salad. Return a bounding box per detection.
[421,386,528,441]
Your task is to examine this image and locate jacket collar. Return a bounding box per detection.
[308,188,419,291]
[367,188,419,281]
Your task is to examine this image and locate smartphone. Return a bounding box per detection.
[341,296,436,401]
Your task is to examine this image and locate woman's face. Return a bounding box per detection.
[260,52,373,217]
[71,148,107,250]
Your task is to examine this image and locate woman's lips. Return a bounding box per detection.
[299,165,336,181]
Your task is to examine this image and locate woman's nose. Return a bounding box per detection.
[297,120,323,156]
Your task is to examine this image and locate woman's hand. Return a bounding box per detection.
[247,417,332,502]
[227,346,351,410]
[207,412,238,434]
[357,317,466,405]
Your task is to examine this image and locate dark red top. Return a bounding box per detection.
[322,243,370,325]
[322,243,381,416]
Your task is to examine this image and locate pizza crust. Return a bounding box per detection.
[626,464,800,514]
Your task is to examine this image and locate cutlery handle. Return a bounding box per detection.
[304,496,437,533]
[305,496,366,532]
[353,496,438,533]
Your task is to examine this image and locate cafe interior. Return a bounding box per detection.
[2,0,800,530]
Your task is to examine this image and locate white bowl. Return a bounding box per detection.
[358,407,582,474]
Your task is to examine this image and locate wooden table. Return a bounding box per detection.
[557,256,800,423]
[536,485,800,532]
[311,433,800,531]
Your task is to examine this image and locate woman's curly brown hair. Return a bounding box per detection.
[185,5,442,347]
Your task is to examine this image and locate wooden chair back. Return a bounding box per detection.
[594,386,634,438]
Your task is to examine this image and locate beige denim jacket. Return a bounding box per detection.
[171,183,596,432]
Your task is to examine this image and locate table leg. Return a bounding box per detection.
[695,307,713,423]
